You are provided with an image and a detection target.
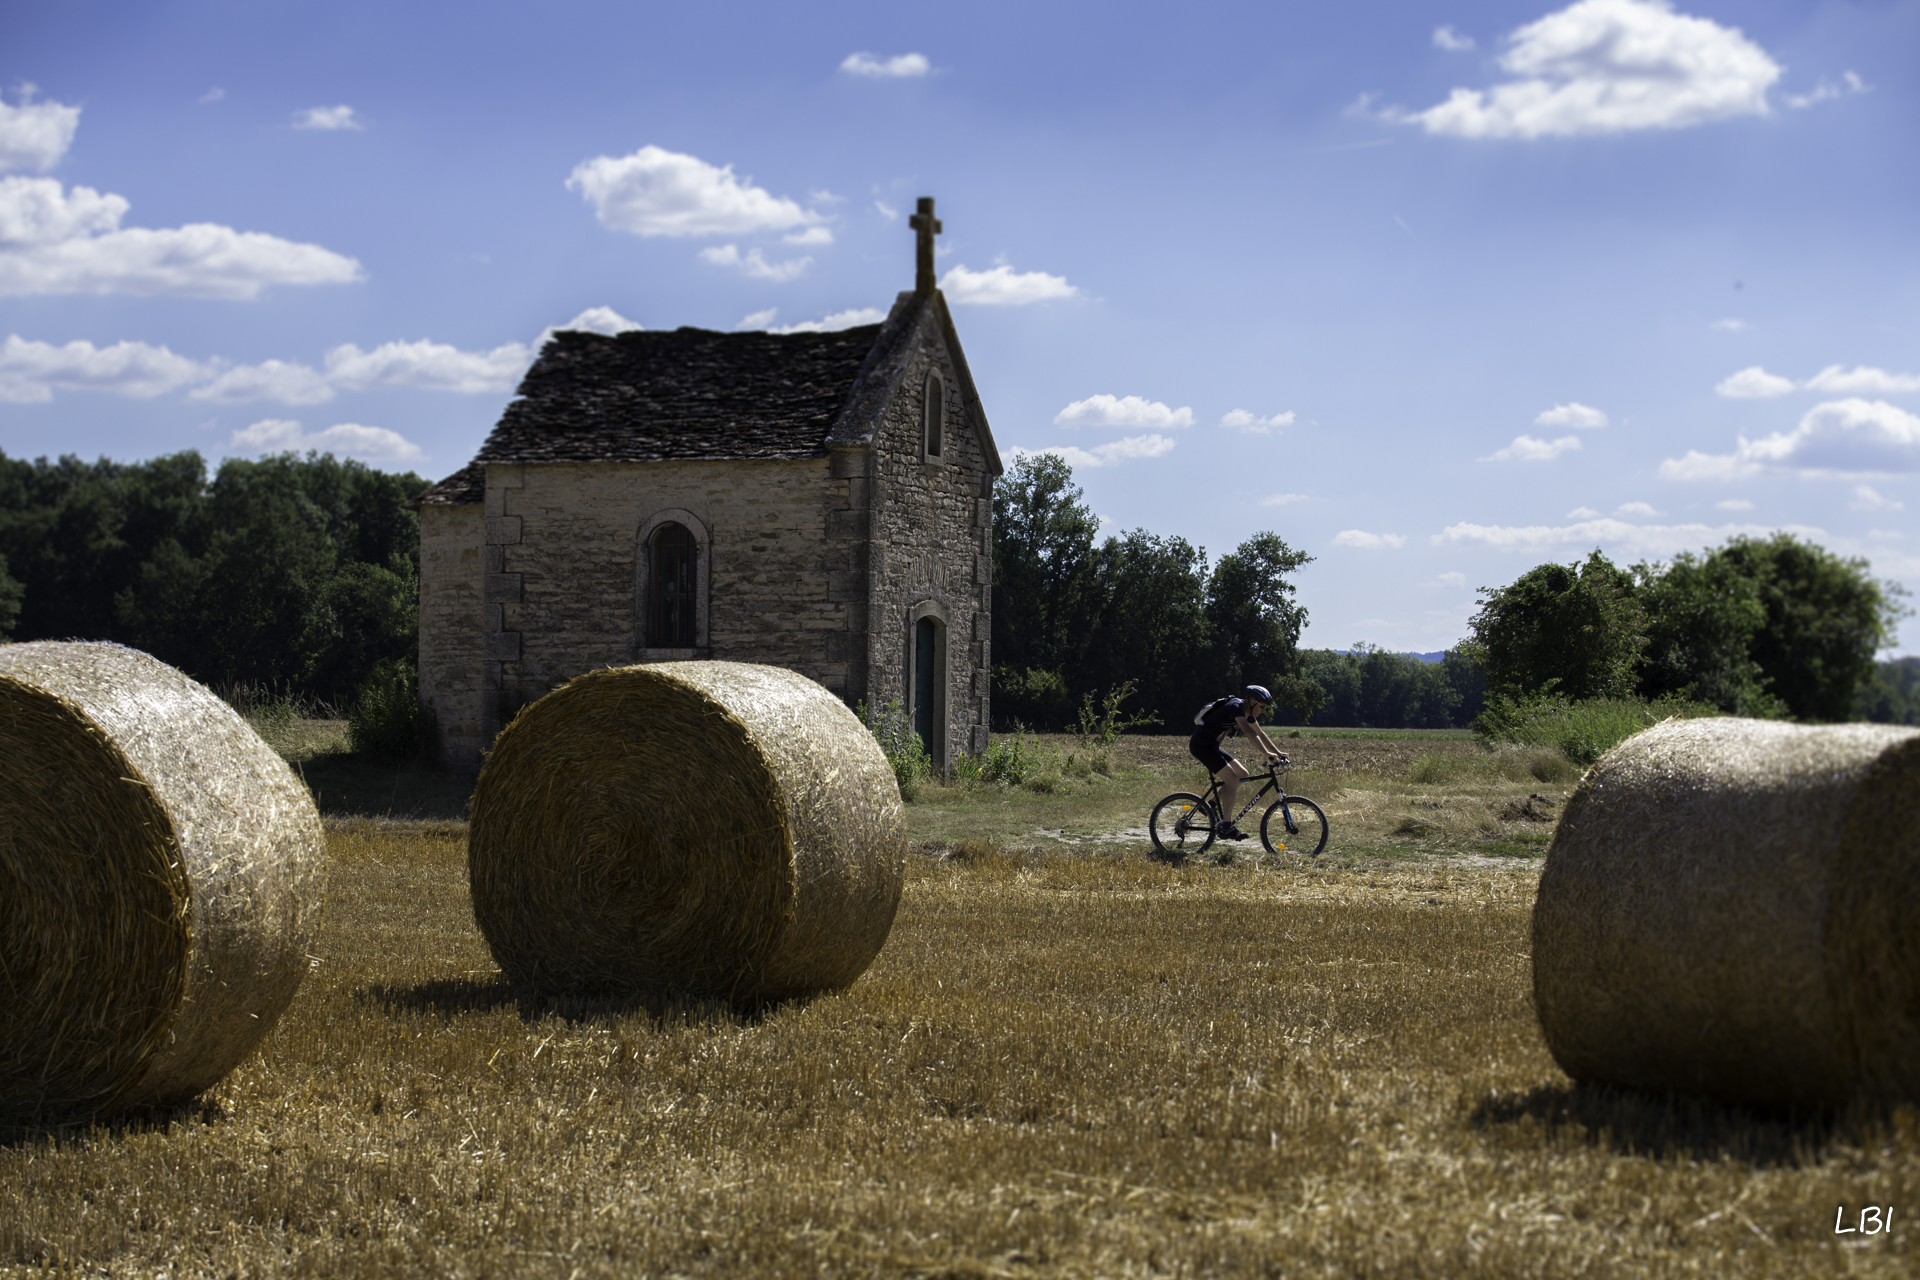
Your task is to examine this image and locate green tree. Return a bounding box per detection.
[1633,550,1782,717]
[1708,534,1904,722]
[991,454,1101,722]
[1293,646,1470,729]
[1079,529,1211,730]
[1467,550,1647,701]
[1857,657,1920,726]
[1204,532,1321,721]
[2,448,424,704]
[0,551,22,639]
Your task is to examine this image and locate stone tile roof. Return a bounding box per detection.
[409,289,1001,511]
[413,460,484,507]
[472,324,885,465]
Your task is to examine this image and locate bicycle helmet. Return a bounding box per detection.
[1243,684,1273,706]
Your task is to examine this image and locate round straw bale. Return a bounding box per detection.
[0,642,326,1124]
[1533,717,1920,1106]
[468,661,906,1003]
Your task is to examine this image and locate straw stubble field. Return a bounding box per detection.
[3,736,1916,1276]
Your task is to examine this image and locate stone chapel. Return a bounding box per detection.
[413,198,1002,771]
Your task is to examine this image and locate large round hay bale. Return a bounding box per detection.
[0,642,326,1123]
[1534,717,1920,1106]
[468,661,907,1003]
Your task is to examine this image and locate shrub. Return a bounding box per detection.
[1474,693,1719,765]
[347,659,437,760]
[972,730,1040,788]
[858,698,933,798]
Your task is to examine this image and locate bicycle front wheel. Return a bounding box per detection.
[1149,792,1215,862]
[1260,795,1328,858]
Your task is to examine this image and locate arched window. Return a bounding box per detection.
[923,371,944,461]
[650,522,698,648]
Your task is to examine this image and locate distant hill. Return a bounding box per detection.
[1333,650,1451,664]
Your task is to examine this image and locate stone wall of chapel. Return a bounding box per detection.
[483,458,854,720]
[864,324,993,762]
[418,503,487,768]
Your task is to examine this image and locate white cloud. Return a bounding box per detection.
[1710,317,1749,332]
[1715,365,1795,398]
[189,359,333,405]
[1660,399,1920,480]
[293,105,361,131]
[697,244,811,281]
[1485,434,1581,461]
[1438,571,1468,587]
[0,175,363,298]
[325,339,533,394]
[839,52,931,79]
[1804,365,1920,395]
[1715,498,1754,510]
[1657,450,1752,482]
[783,226,834,246]
[1567,506,1600,518]
[199,87,224,105]
[874,200,899,221]
[770,307,887,334]
[1851,485,1905,512]
[1261,492,1307,507]
[0,87,80,172]
[1535,401,1607,429]
[1054,394,1194,431]
[938,263,1078,306]
[1409,0,1780,139]
[1434,516,1823,557]
[1784,70,1869,110]
[1615,501,1661,517]
[567,145,822,238]
[0,334,209,402]
[1221,408,1295,434]
[737,308,778,330]
[1333,530,1408,550]
[1010,435,1176,469]
[552,306,643,338]
[1433,26,1476,52]
[228,418,425,464]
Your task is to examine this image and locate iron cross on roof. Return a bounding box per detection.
[910,196,942,295]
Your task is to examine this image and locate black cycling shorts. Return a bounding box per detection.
[1189,731,1235,775]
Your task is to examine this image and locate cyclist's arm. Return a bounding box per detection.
[1235,714,1283,761]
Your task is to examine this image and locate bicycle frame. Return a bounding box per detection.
[1201,763,1294,830]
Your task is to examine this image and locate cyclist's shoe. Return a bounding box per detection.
[1217,823,1250,841]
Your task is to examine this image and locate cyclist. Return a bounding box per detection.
[1189,685,1287,840]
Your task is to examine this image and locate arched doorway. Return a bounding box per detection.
[906,603,948,773]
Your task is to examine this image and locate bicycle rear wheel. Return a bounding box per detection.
[1260,795,1328,857]
[1149,792,1216,862]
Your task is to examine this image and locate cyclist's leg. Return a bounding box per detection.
[1216,757,1251,824]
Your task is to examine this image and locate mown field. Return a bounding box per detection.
[2,734,1914,1276]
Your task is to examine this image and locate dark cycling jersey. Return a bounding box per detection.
[1197,696,1249,738]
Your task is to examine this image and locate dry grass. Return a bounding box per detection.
[2,814,1914,1276]
[910,734,1578,864]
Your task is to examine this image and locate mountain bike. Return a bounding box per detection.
[1148,758,1328,861]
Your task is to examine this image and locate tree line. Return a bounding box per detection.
[0,450,424,706]
[1466,541,1910,724]
[2,447,1910,735]
[991,453,1914,732]
[990,453,1323,731]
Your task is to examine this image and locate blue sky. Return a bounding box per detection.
[3,0,1916,653]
